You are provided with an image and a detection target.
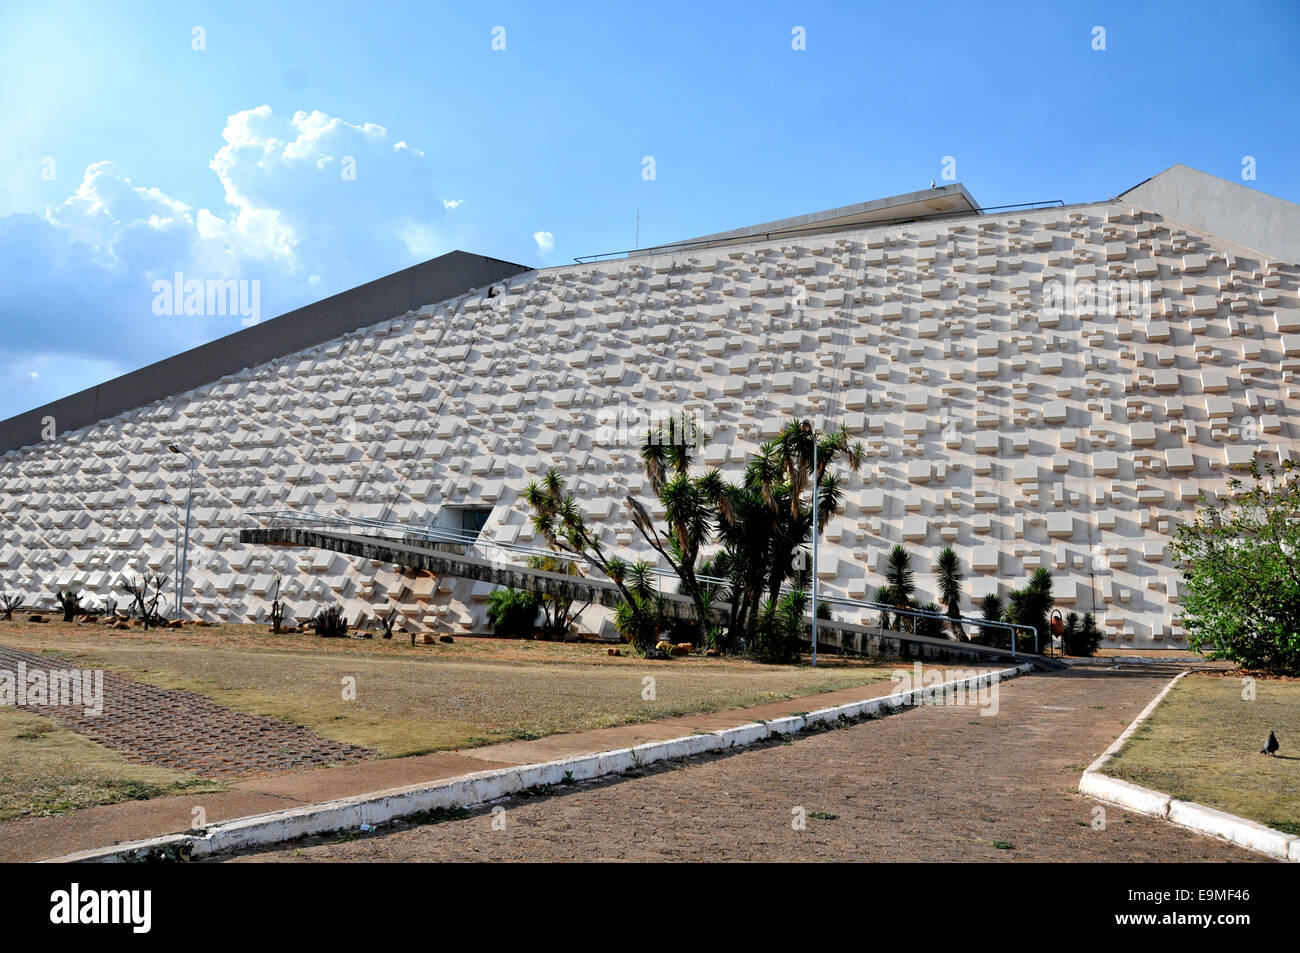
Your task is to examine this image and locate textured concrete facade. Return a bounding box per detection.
[1,170,1297,648]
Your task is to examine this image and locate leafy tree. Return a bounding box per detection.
[1079,613,1102,657]
[935,546,966,640]
[1167,457,1300,675]
[611,559,676,649]
[709,419,861,653]
[754,420,863,608]
[528,418,862,661]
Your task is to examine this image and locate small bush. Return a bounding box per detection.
[1062,611,1102,657]
[119,575,167,629]
[311,604,348,638]
[614,595,665,655]
[486,588,539,638]
[57,589,82,623]
[915,601,945,639]
[748,590,808,664]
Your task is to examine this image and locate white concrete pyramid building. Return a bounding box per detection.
[2,164,1298,648]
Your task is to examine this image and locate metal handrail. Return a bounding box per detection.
[246,508,1039,655]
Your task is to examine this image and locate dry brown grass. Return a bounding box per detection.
[0,620,903,757]
[0,707,224,821]
[1103,672,1300,835]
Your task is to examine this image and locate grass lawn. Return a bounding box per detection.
[0,620,907,758]
[0,706,225,821]
[1102,672,1300,835]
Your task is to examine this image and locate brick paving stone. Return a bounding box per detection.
[0,644,375,778]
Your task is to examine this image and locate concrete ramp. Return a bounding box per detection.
[240,525,1058,670]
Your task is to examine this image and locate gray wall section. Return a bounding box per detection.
[1121,164,1300,266]
[0,250,531,454]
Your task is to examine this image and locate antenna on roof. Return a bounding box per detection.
[929,179,936,189]
[634,209,639,250]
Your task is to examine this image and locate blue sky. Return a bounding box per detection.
[1,0,1297,419]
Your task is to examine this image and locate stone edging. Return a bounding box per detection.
[1078,670,1298,862]
[50,663,1032,863]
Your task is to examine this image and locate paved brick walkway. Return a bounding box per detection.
[0,644,374,778]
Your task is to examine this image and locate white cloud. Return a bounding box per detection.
[533,231,555,255]
[399,222,447,261]
[0,105,516,420]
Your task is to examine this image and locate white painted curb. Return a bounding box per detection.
[1079,670,1297,862]
[51,662,1032,862]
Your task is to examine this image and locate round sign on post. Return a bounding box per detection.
[1050,609,1065,656]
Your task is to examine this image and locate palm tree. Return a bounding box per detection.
[884,545,914,630]
[979,593,1004,645]
[745,418,864,626]
[874,584,895,630]
[1011,567,1054,652]
[628,414,729,639]
[935,546,965,640]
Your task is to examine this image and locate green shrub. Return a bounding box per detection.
[1062,611,1102,657]
[486,588,540,638]
[915,601,945,639]
[972,593,1006,647]
[614,595,667,654]
[311,604,348,638]
[748,589,808,664]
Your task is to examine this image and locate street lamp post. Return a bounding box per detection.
[152,499,182,619]
[168,445,197,619]
[802,419,819,667]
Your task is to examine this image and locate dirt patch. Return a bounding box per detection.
[222,664,1268,862]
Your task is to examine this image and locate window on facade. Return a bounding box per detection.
[455,506,493,540]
